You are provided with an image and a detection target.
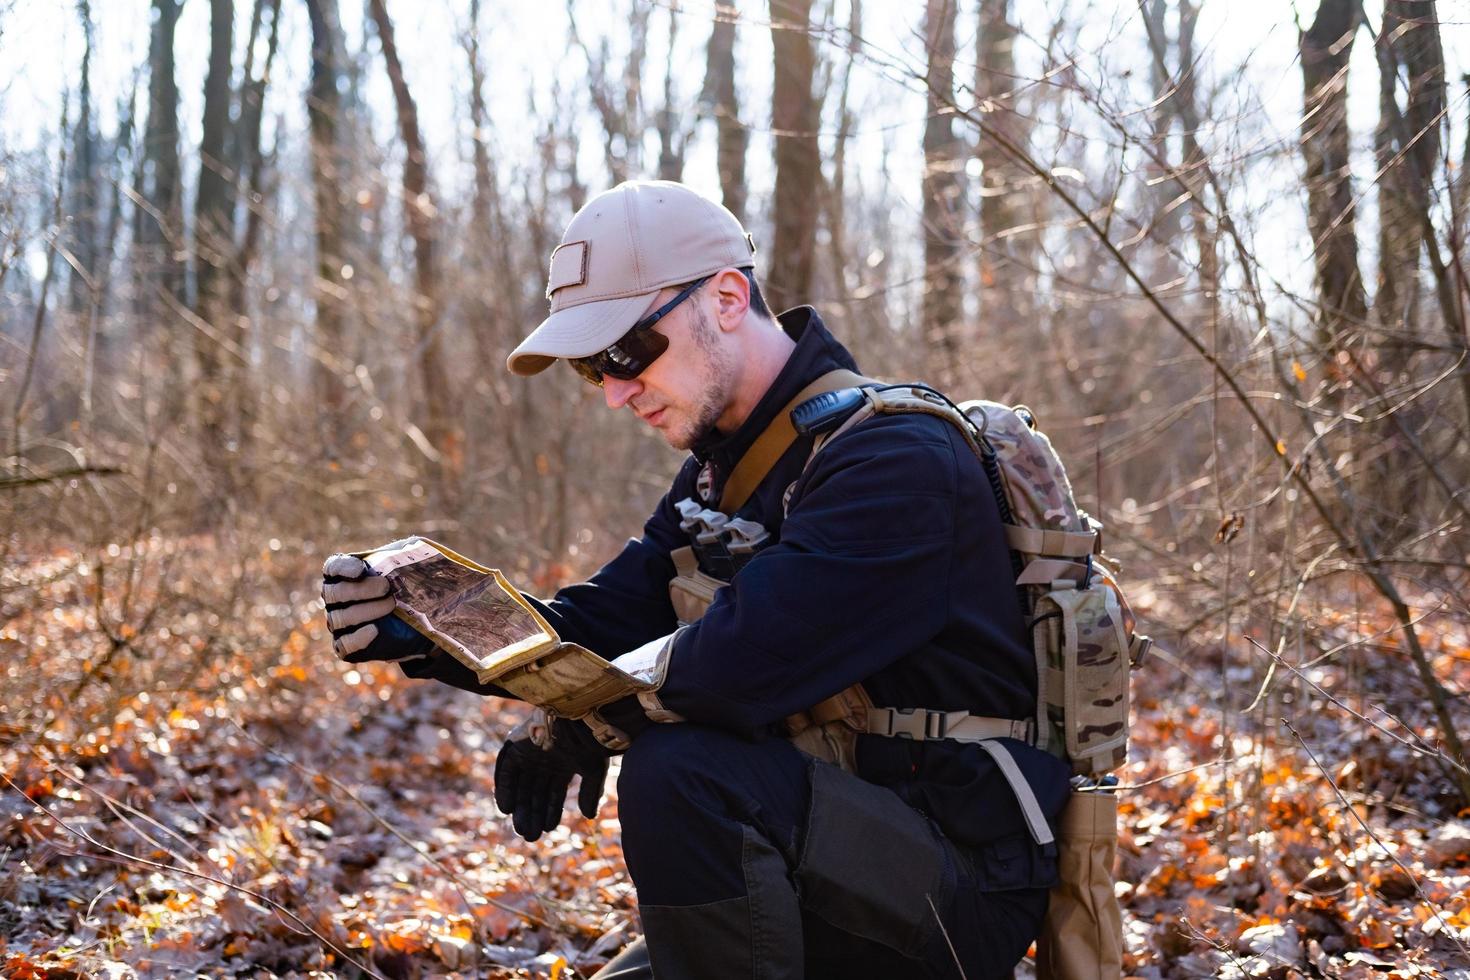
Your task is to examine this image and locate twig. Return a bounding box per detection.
[1281,718,1470,961]
[226,717,557,932]
[926,893,968,980]
[1247,636,1467,776]
[35,748,211,871]
[0,466,125,491]
[1115,757,1227,792]
[0,771,389,980]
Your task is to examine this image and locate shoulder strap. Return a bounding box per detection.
[718,368,872,514]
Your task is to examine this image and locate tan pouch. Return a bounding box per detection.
[668,546,725,626]
[1035,790,1122,980]
[785,685,873,772]
[1034,578,1131,775]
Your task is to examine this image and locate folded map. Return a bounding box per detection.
[356,537,652,717]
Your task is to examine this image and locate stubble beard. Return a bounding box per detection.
[665,303,737,451]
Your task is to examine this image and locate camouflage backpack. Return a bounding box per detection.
[789,382,1151,776]
[664,376,1148,980]
[791,382,1149,980]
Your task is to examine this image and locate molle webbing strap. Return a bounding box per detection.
[718,369,871,514]
[1004,525,1098,559]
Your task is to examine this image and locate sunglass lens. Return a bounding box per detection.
[567,300,677,386]
[569,357,605,386]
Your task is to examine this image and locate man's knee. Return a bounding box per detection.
[616,725,808,862]
[617,723,723,808]
[620,725,806,812]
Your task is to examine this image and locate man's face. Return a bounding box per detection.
[599,284,737,451]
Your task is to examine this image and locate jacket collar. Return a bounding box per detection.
[692,306,861,473]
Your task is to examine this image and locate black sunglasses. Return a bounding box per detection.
[568,276,713,386]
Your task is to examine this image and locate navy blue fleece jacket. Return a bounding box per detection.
[406,308,1071,851]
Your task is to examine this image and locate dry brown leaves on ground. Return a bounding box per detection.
[2,539,1469,978]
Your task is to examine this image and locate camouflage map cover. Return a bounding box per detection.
[357,537,649,716]
[360,537,555,678]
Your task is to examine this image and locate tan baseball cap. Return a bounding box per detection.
[507,180,756,376]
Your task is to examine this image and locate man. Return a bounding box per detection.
[322,180,1071,979]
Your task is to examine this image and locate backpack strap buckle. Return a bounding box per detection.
[867,707,1036,744]
[876,707,948,740]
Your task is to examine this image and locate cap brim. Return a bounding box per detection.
[507,291,659,376]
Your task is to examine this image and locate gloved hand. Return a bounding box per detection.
[494,710,612,842]
[321,553,434,664]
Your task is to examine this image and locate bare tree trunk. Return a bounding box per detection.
[66,1,98,318]
[1374,0,1445,367]
[193,0,235,454]
[768,0,821,314]
[85,80,138,424]
[464,0,520,372]
[305,0,350,444]
[922,0,963,385]
[12,97,69,473]
[702,1,747,222]
[1299,0,1368,352]
[1455,73,1470,255]
[975,0,1036,354]
[655,2,688,182]
[822,0,858,301]
[368,0,461,490]
[136,0,185,342]
[227,0,281,458]
[569,0,651,185]
[1171,2,1220,342]
[1141,0,1182,254]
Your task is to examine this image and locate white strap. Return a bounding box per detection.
[976,740,1056,846]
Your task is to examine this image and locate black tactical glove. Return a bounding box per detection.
[321,553,435,664]
[494,710,612,842]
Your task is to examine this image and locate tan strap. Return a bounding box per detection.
[1017,558,1091,586]
[863,707,1033,744]
[636,689,687,724]
[671,545,699,577]
[1004,524,1098,559]
[719,368,871,513]
[583,709,633,751]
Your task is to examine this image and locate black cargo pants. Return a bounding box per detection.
[590,724,1049,980]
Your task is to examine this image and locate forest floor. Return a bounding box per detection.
[2,538,1469,979]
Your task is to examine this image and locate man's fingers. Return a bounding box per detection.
[325,596,396,632]
[322,554,371,580]
[514,778,547,842]
[493,752,519,816]
[539,776,566,836]
[322,575,391,605]
[576,760,608,819]
[332,622,379,659]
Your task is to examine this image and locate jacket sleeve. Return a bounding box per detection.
[527,465,690,658]
[654,414,962,730]
[400,460,693,698]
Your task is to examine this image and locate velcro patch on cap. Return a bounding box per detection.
[546,240,590,299]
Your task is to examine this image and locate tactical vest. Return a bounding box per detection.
[665,370,1145,980]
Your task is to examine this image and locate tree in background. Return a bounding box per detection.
[368,0,461,494]
[304,0,351,447]
[701,1,747,223]
[767,0,820,314]
[921,0,963,385]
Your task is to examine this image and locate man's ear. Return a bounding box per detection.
[710,267,751,332]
